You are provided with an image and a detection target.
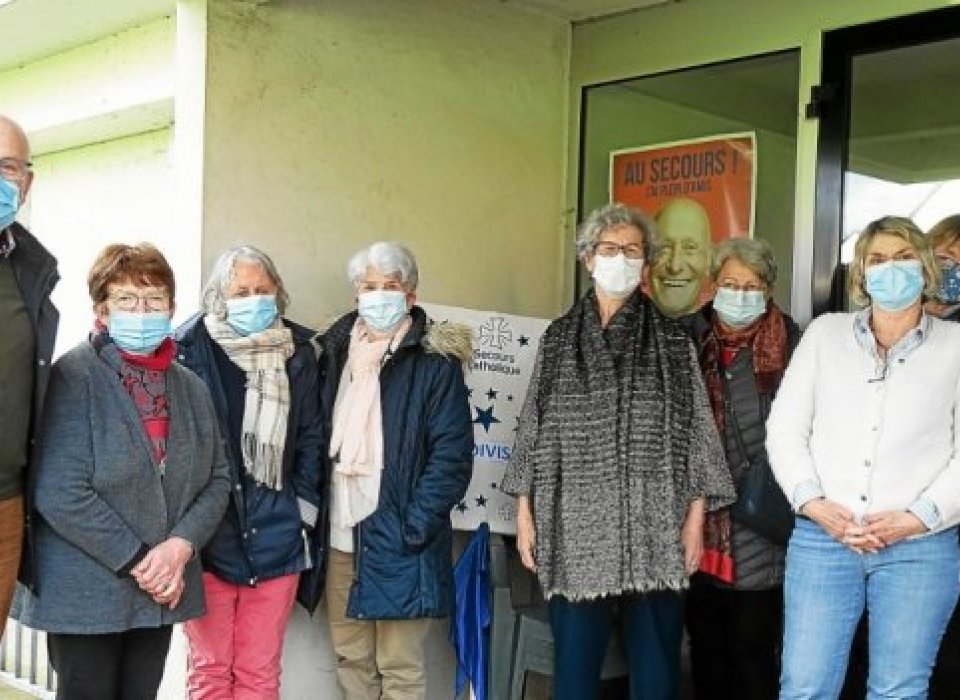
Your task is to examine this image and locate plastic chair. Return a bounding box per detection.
[488,534,517,700]
[508,605,628,700]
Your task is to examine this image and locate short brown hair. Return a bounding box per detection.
[928,215,960,251]
[87,243,176,304]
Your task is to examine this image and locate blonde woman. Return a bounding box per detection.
[768,216,960,698]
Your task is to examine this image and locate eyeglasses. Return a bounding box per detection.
[718,281,766,293]
[0,157,32,183]
[109,291,170,311]
[593,242,644,259]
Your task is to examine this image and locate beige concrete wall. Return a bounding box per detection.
[202,0,571,325]
[200,2,570,696]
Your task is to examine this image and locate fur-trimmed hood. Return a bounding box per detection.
[321,305,472,369]
[423,321,473,369]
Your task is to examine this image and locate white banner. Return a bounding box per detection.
[421,303,550,535]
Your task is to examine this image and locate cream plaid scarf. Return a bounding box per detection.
[204,314,295,490]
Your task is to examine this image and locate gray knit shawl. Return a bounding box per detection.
[502,290,734,601]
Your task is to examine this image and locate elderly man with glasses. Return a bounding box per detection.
[0,114,58,627]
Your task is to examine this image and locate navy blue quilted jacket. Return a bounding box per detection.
[320,306,473,619]
[175,314,324,590]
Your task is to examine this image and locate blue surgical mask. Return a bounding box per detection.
[865,259,924,311]
[225,294,278,336]
[358,290,408,332]
[713,287,767,329]
[937,261,960,304]
[109,311,172,354]
[0,178,19,231]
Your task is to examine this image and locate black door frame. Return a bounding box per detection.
[812,6,960,316]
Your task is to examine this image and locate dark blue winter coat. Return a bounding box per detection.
[175,314,324,591]
[320,306,473,619]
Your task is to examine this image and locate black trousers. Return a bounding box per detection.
[685,575,782,700]
[48,626,173,700]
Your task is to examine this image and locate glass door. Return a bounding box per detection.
[813,6,960,314]
[578,51,800,316]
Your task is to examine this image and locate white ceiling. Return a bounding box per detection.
[0,0,173,72]
[504,0,674,22]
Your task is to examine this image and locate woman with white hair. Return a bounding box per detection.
[320,241,473,700]
[768,216,960,698]
[175,244,323,699]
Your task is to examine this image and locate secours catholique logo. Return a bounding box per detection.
[474,316,529,376]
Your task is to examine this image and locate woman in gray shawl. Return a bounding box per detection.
[501,202,734,700]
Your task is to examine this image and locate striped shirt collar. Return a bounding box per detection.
[854,307,930,374]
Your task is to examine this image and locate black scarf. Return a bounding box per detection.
[526,289,734,600]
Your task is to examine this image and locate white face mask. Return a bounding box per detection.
[592,253,643,299]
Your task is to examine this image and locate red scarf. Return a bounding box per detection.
[699,302,789,583]
[118,337,176,465]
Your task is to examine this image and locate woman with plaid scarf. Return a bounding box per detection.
[175,245,323,700]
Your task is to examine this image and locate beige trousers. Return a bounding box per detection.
[326,548,432,700]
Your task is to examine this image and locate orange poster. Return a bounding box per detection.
[609,133,756,317]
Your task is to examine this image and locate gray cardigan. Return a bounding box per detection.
[15,340,230,634]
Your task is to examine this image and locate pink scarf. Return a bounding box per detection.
[329,317,411,528]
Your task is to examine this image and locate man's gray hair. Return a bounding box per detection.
[575,203,658,260]
[710,238,778,288]
[347,241,419,291]
[201,244,290,319]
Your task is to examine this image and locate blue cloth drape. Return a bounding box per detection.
[450,523,491,700]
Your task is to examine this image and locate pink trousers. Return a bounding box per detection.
[184,571,299,700]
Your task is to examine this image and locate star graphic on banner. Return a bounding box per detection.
[475,495,488,507]
[507,395,514,402]
[473,405,500,432]
[518,335,530,347]
[455,501,468,513]
[486,388,498,400]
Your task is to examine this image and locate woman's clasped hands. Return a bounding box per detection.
[801,498,927,553]
[131,536,194,609]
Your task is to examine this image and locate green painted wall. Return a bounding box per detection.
[567,0,955,319]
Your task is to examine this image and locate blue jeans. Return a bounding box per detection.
[549,591,683,700]
[781,517,960,700]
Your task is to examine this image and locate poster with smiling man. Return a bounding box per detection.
[609,132,756,317]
